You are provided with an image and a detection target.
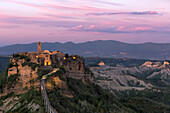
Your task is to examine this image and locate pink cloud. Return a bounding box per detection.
[102,22,111,25]
[89,25,96,29]
[117,26,126,31]
[72,25,83,30]
[70,25,153,34]
[133,27,151,31]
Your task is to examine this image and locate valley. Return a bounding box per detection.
[0,51,170,112]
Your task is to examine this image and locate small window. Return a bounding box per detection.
[79,65,81,70]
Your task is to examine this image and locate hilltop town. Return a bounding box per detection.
[1,42,93,96]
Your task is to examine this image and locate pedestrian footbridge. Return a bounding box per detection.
[41,68,59,113]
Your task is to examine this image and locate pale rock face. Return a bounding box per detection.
[160,61,170,68]
[17,59,25,66]
[0,96,19,112]
[27,101,41,112]
[142,61,162,68]
[142,61,170,68]
[147,68,170,79]
[18,65,39,89]
[142,61,153,67]
[8,67,18,77]
[5,60,40,95]
[10,58,17,63]
[91,66,153,91]
[0,96,41,113]
[163,61,170,65]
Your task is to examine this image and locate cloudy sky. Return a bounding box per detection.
[0,0,170,46]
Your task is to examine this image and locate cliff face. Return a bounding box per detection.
[2,58,40,95]
[64,56,85,80]
[51,55,93,81]
[18,65,39,89]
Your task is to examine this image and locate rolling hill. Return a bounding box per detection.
[1,40,170,60]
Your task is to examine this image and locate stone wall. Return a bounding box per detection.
[62,55,93,81]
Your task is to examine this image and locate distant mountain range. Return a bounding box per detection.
[1,40,170,60]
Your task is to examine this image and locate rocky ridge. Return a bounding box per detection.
[90,61,170,91]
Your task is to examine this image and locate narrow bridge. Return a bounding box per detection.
[41,68,59,113]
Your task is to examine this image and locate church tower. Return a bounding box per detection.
[37,41,42,53]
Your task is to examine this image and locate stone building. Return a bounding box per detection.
[37,41,42,53]
[16,42,85,71]
[98,61,105,66]
[15,42,93,81]
[17,42,64,67]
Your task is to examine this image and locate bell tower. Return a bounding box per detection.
[37,41,42,53]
